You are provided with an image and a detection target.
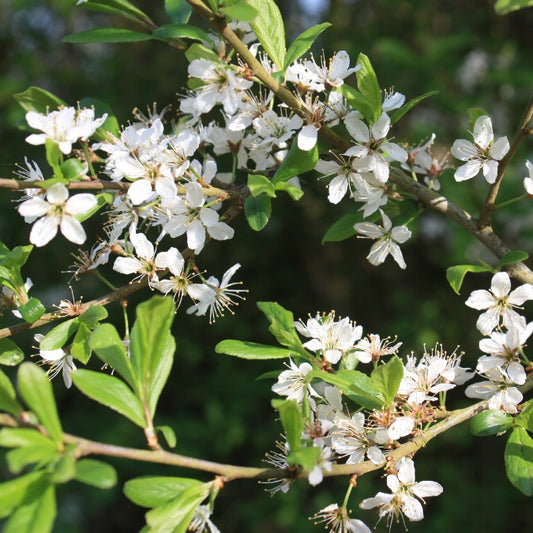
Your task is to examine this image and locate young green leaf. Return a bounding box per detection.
[371,356,404,404]
[246,0,286,69]
[70,323,92,364]
[153,24,212,44]
[78,305,108,328]
[274,181,304,201]
[272,142,318,183]
[257,301,306,353]
[59,159,85,182]
[16,297,46,324]
[215,339,299,360]
[13,87,66,114]
[89,323,137,390]
[288,445,321,471]
[75,0,154,26]
[165,0,192,23]
[496,250,529,268]
[272,399,303,452]
[356,53,382,123]
[71,369,146,427]
[0,339,24,366]
[446,264,493,295]
[247,174,277,198]
[516,399,533,433]
[504,427,533,496]
[157,425,177,448]
[470,410,514,437]
[6,446,58,475]
[75,459,117,489]
[244,195,272,231]
[0,472,46,519]
[467,107,489,129]
[50,452,76,484]
[17,363,63,445]
[0,369,23,416]
[40,319,80,351]
[124,476,202,508]
[78,96,120,138]
[495,0,533,13]
[222,1,258,21]
[337,85,372,123]
[390,90,439,124]
[283,23,331,71]
[322,210,381,244]
[63,28,152,44]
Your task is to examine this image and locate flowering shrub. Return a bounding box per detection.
[1,0,533,531]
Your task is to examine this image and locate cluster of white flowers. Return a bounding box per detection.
[464,271,533,413]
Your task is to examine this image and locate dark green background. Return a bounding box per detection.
[1,1,533,531]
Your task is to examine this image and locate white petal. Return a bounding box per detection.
[29,216,59,247]
[491,272,511,298]
[401,495,424,521]
[412,480,443,498]
[18,197,50,219]
[297,124,318,151]
[492,136,510,160]
[66,193,97,216]
[473,115,494,150]
[46,183,69,204]
[465,289,494,310]
[454,160,482,181]
[113,257,143,275]
[128,179,154,205]
[60,215,87,244]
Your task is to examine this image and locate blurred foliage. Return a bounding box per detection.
[1,0,533,532]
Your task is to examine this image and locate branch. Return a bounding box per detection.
[479,95,533,227]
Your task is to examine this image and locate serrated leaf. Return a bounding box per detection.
[70,323,92,364]
[0,338,24,366]
[371,356,404,404]
[283,22,331,71]
[40,319,79,351]
[505,427,533,495]
[271,399,303,452]
[78,305,108,328]
[145,483,210,533]
[390,90,439,124]
[124,476,202,508]
[89,323,137,390]
[272,142,318,183]
[244,195,272,231]
[129,295,176,418]
[246,0,286,69]
[75,459,117,489]
[0,369,23,416]
[16,297,46,323]
[470,410,513,437]
[247,174,276,198]
[257,301,306,354]
[495,0,533,13]
[223,1,258,21]
[165,0,192,23]
[157,425,177,448]
[63,28,152,44]
[497,250,529,268]
[215,339,298,360]
[153,24,212,44]
[13,87,66,114]
[446,264,493,295]
[72,369,145,427]
[356,53,382,123]
[18,363,63,445]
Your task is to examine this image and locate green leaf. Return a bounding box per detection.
[470,410,514,437]
[63,28,152,44]
[371,356,404,404]
[6,446,58,475]
[156,425,177,448]
[45,139,63,176]
[246,0,286,69]
[71,369,146,427]
[2,481,56,533]
[283,22,331,71]
[256,301,306,354]
[446,264,493,295]
[124,476,202,508]
[0,428,58,449]
[215,339,299,360]
[272,142,318,183]
[153,24,212,44]
[356,53,382,123]
[145,483,210,533]
[274,181,304,201]
[89,323,137,390]
[322,210,380,244]
[0,369,23,416]
[516,399,533,432]
[17,297,46,324]
[75,0,154,26]
[185,42,221,63]
[18,363,63,445]
[497,250,529,268]
[70,323,92,364]
[77,192,114,222]
[495,0,533,13]
[244,195,272,231]
[247,174,277,198]
[272,399,303,452]
[165,0,192,23]
[40,319,79,351]
[467,107,488,130]
[78,305,108,328]
[0,472,45,519]
[50,452,76,484]
[505,427,533,496]
[288,445,321,471]
[337,85,373,124]
[13,87,66,114]
[75,459,117,489]
[59,159,86,182]
[222,1,258,21]
[78,96,120,138]
[390,90,439,124]
[129,296,176,418]
[309,369,384,410]
[0,338,24,366]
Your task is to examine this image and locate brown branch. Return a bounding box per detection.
[479,95,533,228]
